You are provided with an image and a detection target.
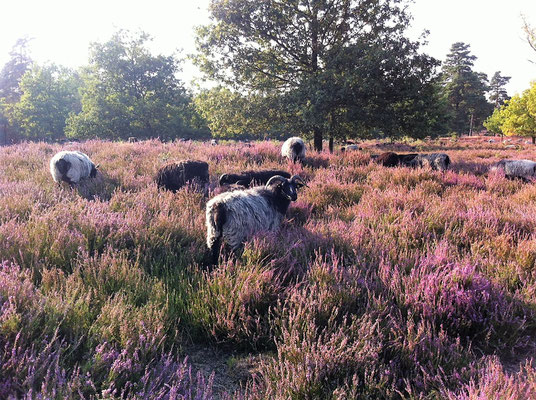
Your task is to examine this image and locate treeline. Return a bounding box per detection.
[0,0,527,149]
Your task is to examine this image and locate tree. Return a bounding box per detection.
[0,38,33,144]
[522,16,536,62]
[483,105,506,136]
[193,87,282,139]
[194,0,441,151]
[489,71,511,109]
[499,82,536,143]
[0,37,33,102]
[66,30,198,140]
[4,65,81,140]
[441,42,493,134]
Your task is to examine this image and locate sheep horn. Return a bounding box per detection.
[290,175,308,187]
[265,175,288,187]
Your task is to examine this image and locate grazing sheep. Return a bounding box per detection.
[281,137,306,163]
[219,169,291,188]
[210,139,218,146]
[491,159,536,182]
[341,144,362,152]
[375,152,401,167]
[50,150,98,185]
[155,160,209,192]
[206,175,306,265]
[128,137,138,143]
[410,153,451,171]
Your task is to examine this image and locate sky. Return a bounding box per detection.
[0,0,535,95]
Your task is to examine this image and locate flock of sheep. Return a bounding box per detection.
[49,136,536,266]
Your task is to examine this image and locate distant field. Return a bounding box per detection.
[1,137,536,398]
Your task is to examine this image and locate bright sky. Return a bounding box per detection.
[1,0,535,95]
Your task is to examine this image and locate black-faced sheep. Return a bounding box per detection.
[410,153,451,171]
[50,150,98,185]
[155,160,209,192]
[491,159,536,182]
[206,175,306,265]
[219,169,291,188]
[281,137,306,163]
[374,152,401,167]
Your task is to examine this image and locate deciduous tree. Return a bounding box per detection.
[194,0,442,151]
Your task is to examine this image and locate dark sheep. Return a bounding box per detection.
[374,152,419,168]
[155,160,209,192]
[219,169,291,188]
[375,152,400,167]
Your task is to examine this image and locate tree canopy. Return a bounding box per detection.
[484,81,536,142]
[66,31,202,141]
[4,65,81,140]
[195,0,443,150]
[440,42,492,135]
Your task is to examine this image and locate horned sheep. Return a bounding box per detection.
[281,137,306,163]
[155,160,209,192]
[206,175,306,265]
[50,150,98,185]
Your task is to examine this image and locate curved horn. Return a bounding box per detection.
[265,175,288,187]
[219,173,229,186]
[290,175,307,187]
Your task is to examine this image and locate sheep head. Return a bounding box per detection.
[266,175,306,201]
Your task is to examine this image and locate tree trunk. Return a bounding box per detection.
[313,127,323,152]
[532,136,535,145]
[329,136,334,153]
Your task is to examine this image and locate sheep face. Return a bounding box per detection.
[90,164,98,178]
[266,175,306,201]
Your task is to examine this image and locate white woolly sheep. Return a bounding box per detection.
[491,159,536,182]
[206,175,306,265]
[49,150,98,185]
[281,137,306,163]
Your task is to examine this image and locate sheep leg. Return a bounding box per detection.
[209,203,227,266]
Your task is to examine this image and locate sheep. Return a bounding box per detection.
[341,144,362,152]
[491,159,536,182]
[50,150,98,185]
[219,169,291,188]
[155,160,209,192]
[206,174,306,265]
[210,139,218,146]
[127,137,138,143]
[281,137,306,163]
[410,153,451,171]
[374,152,401,167]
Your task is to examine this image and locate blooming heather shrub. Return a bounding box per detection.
[399,261,529,350]
[445,357,536,400]
[3,138,536,399]
[190,261,284,348]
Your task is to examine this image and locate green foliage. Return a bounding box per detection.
[0,38,33,144]
[489,71,511,109]
[66,30,204,140]
[484,106,506,135]
[3,65,81,140]
[441,42,493,134]
[193,87,280,139]
[499,82,536,140]
[195,0,444,149]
